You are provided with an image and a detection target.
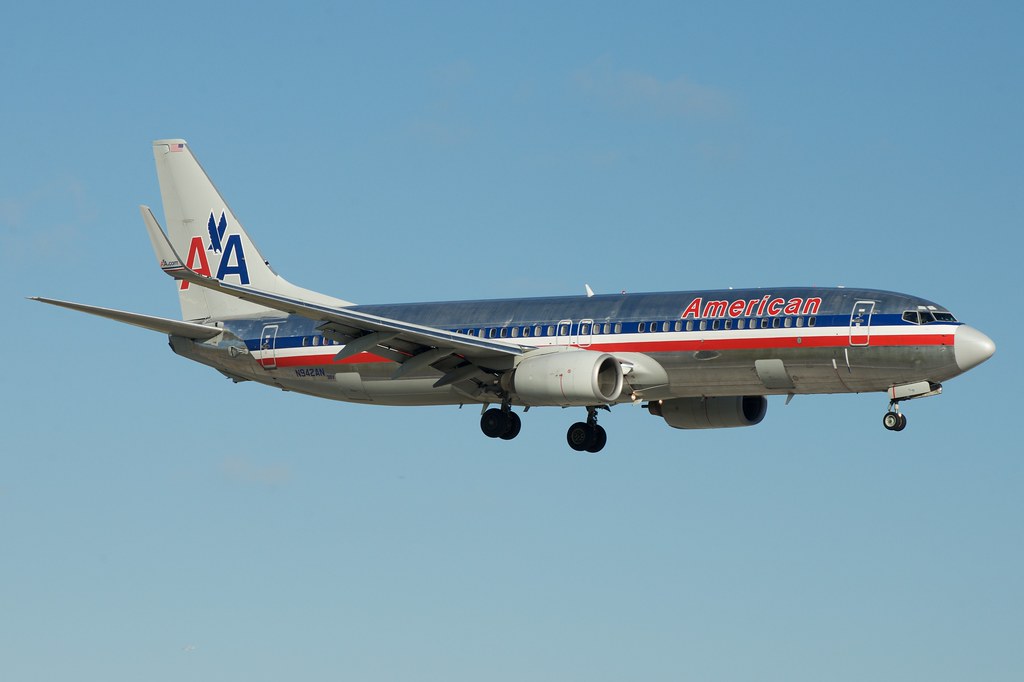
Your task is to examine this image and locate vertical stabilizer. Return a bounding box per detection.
[150,139,351,321]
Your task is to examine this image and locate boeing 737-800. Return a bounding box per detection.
[33,139,996,452]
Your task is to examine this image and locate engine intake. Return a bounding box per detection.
[510,350,624,407]
[649,396,767,429]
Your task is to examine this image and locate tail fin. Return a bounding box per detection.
[150,139,351,321]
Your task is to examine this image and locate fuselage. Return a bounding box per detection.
[173,286,981,407]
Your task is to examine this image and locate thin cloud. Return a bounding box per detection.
[575,63,734,119]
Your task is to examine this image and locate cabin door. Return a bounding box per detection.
[259,324,279,369]
[848,301,875,346]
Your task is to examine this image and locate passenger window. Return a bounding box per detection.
[313,335,320,346]
[674,320,682,332]
[603,323,611,334]
[724,320,732,330]
[511,327,519,338]
[737,319,745,330]
[808,317,817,327]
[302,337,308,347]
[699,320,707,331]
[546,325,555,336]
[772,318,781,328]
[712,320,720,330]
[796,317,804,328]
[662,321,670,332]
[761,319,769,329]
[559,324,569,336]
[639,322,646,333]
[686,321,694,332]
[613,323,622,334]
[580,323,590,335]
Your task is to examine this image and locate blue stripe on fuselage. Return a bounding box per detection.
[224,287,956,352]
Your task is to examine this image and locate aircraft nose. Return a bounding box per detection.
[954,325,996,372]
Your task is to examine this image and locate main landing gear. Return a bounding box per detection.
[479,404,609,453]
[882,401,908,432]
[480,405,522,440]
[566,407,607,453]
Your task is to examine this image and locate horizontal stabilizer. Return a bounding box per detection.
[144,211,526,360]
[29,297,222,339]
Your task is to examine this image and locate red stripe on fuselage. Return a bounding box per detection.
[260,332,953,369]
[587,332,953,354]
[266,352,393,367]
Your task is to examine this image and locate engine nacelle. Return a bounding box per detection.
[509,350,624,407]
[648,396,767,429]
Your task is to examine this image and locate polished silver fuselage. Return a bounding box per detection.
[171,286,977,407]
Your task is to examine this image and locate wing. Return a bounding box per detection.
[141,206,530,385]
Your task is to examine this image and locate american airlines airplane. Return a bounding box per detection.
[33,140,995,452]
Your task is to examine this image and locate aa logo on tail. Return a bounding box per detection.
[180,211,250,289]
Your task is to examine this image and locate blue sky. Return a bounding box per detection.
[2,2,1021,680]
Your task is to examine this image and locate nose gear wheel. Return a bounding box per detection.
[882,401,908,432]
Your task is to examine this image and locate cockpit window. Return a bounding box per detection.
[903,309,957,324]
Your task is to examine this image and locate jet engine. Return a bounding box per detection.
[508,350,624,407]
[648,396,767,429]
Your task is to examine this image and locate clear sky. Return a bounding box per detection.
[2,2,1021,680]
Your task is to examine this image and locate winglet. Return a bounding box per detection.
[140,204,212,290]
[140,205,187,275]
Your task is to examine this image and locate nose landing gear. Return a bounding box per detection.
[882,402,908,432]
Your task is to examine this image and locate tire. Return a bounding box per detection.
[566,422,592,451]
[499,412,522,440]
[883,412,900,431]
[481,408,509,438]
[895,413,908,431]
[585,425,607,453]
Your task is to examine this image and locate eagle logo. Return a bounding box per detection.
[207,211,228,253]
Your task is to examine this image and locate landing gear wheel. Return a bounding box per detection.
[895,413,907,431]
[566,422,592,451]
[585,425,607,453]
[481,408,509,438]
[882,411,900,431]
[499,411,522,440]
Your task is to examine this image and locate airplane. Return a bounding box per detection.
[32,139,996,452]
